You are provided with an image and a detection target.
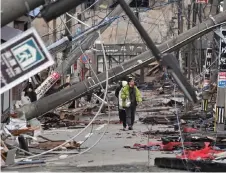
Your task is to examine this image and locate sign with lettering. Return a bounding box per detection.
[219,29,226,71]
[95,44,148,55]
[1,27,54,94]
[218,72,226,88]
[35,72,60,99]
[204,48,212,79]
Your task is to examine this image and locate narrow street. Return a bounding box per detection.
[1,0,226,172]
[4,121,179,171]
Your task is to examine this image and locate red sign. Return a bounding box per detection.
[196,0,208,3]
[219,72,226,79]
[51,72,60,80]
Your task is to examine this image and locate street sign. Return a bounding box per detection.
[80,54,89,64]
[95,43,148,55]
[196,0,208,3]
[204,48,212,80]
[0,27,54,94]
[218,72,226,88]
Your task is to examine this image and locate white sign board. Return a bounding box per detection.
[35,72,60,100]
[0,27,54,94]
[218,72,226,88]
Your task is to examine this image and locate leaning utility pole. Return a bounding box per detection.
[135,8,145,83]
[187,4,191,81]
[177,0,184,72]
[16,11,226,120]
[201,0,218,114]
[62,9,74,84]
[78,3,86,81]
[191,0,198,79]
[53,19,57,46]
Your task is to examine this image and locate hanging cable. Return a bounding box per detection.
[14,17,110,163]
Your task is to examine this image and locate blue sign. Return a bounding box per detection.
[80,55,89,64]
[11,38,45,70]
[218,81,226,88]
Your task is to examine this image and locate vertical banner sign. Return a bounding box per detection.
[218,29,226,88]
[0,27,54,94]
[204,48,212,79]
[203,48,212,91]
[219,30,226,71]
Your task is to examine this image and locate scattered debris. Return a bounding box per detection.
[29,141,81,150]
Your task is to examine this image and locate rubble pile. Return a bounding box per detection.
[38,112,122,130]
[128,79,226,171]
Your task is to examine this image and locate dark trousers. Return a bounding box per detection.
[119,109,127,128]
[125,106,136,127]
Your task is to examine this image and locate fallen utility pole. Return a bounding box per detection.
[16,11,226,120]
[61,8,75,85]
[46,16,117,56]
[1,0,46,27]
[35,1,131,99]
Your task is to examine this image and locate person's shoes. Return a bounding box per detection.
[128,126,133,130]
[123,127,126,131]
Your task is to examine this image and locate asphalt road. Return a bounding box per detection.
[2,114,185,172]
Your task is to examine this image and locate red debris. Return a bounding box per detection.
[177,142,224,160]
[183,127,198,133]
[133,142,193,151]
[163,142,191,151]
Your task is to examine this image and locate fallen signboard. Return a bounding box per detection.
[35,71,60,99]
[0,27,54,94]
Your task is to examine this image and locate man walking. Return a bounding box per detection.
[121,78,142,130]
